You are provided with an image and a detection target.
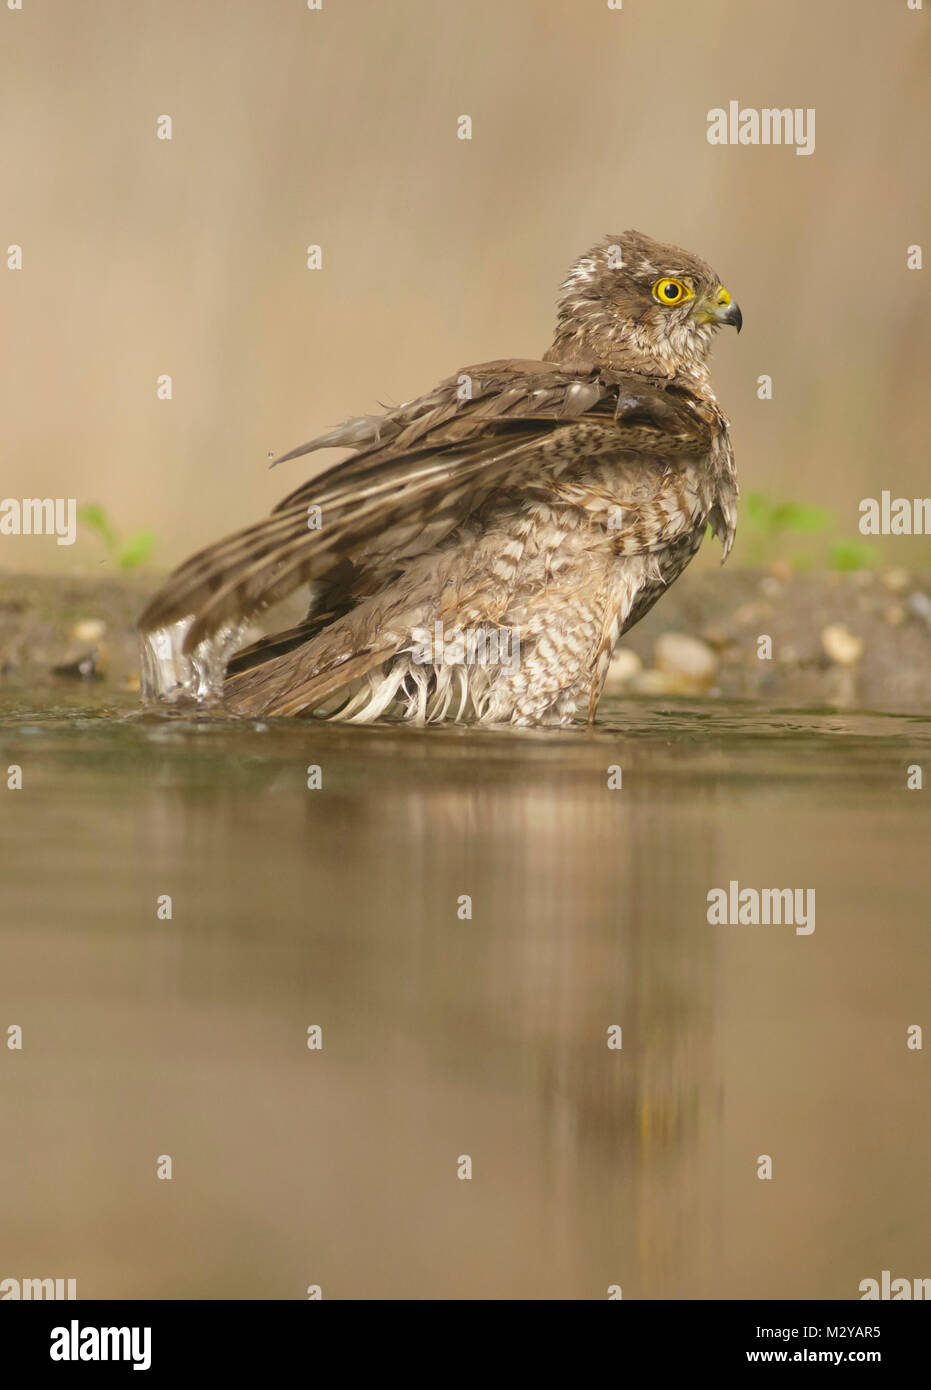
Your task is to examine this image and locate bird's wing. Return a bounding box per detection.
[138,361,715,651]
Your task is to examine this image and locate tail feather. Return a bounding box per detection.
[222,643,397,717]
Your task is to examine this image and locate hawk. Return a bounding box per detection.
[138,231,742,726]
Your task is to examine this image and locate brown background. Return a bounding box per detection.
[1,0,928,573]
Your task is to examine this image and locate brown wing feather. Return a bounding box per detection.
[138,362,712,652]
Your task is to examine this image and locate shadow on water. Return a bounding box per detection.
[0,689,928,1297]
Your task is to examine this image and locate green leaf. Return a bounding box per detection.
[118,530,156,569]
[744,493,772,525]
[784,503,834,534]
[77,503,118,551]
[828,539,871,573]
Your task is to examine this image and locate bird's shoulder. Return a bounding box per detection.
[272,358,719,514]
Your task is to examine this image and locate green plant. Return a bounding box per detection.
[828,538,873,572]
[739,493,871,571]
[78,504,156,569]
[744,493,834,540]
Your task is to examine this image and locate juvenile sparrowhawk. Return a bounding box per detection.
[138,231,742,725]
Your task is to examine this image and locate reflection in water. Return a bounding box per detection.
[0,695,928,1298]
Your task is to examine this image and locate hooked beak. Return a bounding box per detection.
[709,284,742,333]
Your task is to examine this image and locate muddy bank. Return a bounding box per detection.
[1,568,930,714]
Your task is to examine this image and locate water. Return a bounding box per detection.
[1,688,928,1299]
[139,617,251,707]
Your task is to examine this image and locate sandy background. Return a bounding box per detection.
[1,0,928,573]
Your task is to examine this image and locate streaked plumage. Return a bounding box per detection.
[138,231,742,725]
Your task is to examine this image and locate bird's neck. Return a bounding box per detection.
[545,313,715,390]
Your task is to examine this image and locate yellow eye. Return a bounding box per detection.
[652,277,693,306]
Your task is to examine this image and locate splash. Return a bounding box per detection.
[139,616,250,710]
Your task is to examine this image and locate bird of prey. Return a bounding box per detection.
[138,231,742,726]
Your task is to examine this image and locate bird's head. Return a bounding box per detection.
[547,230,741,383]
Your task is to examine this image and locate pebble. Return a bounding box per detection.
[732,603,762,627]
[700,625,733,651]
[71,618,106,644]
[632,668,672,696]
[907,591,931,629]
[604,648,643,690]
[654,632,718,690]
[820,624,864,666]
[881,569,910,594]
[52,647,106,680]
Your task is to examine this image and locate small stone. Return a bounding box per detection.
[605,648,643,688]
[654,632,717,691]
[71,618,106,644]
[52,647,106,680]
[884,605,906,627]
[632,668,672,696]
[907,591,931,629]
[881,569,910,594]
[820,623,863,666]
[700,625,733,651]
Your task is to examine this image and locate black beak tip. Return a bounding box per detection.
[734,304,743,334]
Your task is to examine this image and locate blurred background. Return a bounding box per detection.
[1,0,928,575]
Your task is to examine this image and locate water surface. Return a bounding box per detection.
[1,690,928,1298]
